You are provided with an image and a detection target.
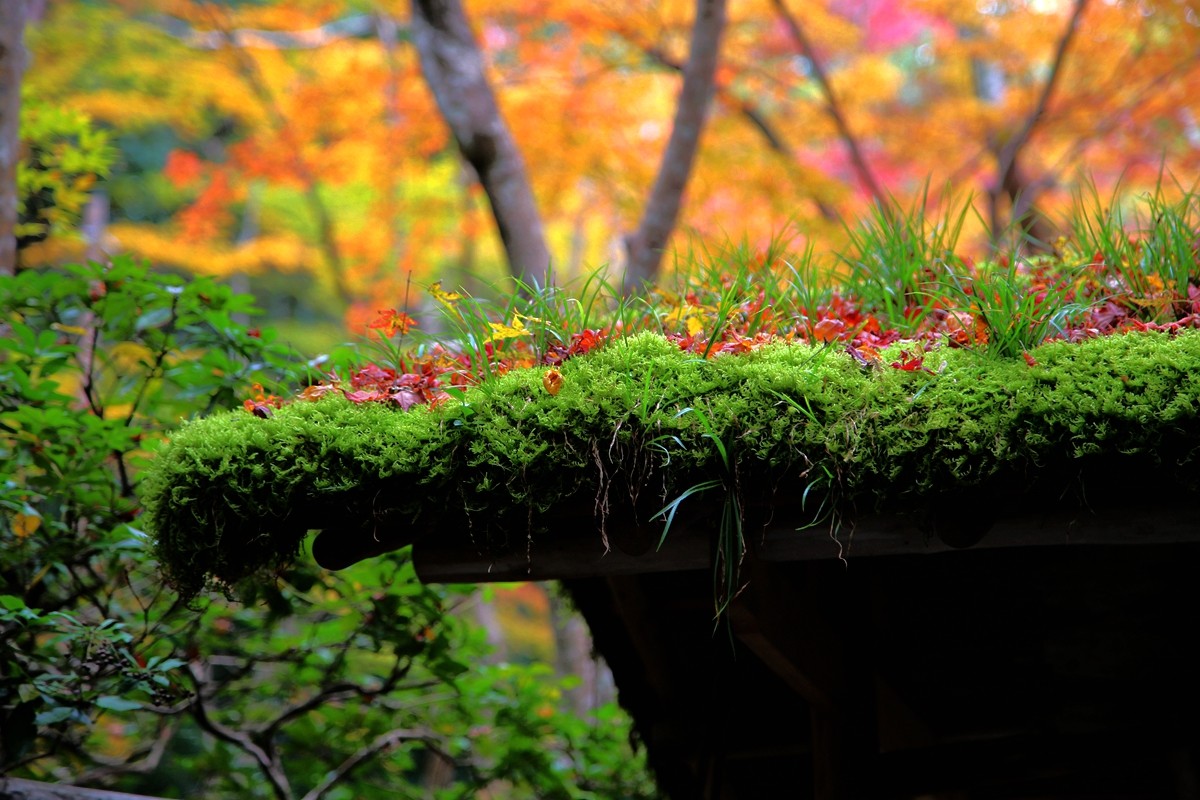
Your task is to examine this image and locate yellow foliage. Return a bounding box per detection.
[111,224,321,277]
[427,281,464,308]
[26,0,1200,311]
[487,317,531,343]
[828,55,905,107]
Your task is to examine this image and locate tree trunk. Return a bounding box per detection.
[0,0,30,277]
[623,0,727,293]
[549,590,613,716]
[410,0,550,288]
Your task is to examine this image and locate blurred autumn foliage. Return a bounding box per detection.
[20,0,1200,330]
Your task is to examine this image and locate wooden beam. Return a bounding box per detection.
[0,779,166,800]
[727,561,841,715]
[758,502,1200,562]
[413,525,710,582]
[410,498,1200,584]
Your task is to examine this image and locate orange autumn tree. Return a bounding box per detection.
[23,0,1200,321]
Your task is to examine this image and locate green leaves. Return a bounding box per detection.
[16,92,116,249]
[1,256,303,773]
[3,256,655,796]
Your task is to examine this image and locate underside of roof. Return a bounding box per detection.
[565,539,1200,799]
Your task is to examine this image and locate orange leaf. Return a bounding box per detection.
[368,309,416,338]
[813,318,845,343]
[542,368,564,396]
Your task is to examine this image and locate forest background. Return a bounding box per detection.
[11,0,1200,339]
[1,0,1199,797]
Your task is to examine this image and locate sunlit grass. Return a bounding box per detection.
[1068,175,1200,322]
[335,181,1200,399]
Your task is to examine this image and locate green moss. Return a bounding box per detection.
[142,331,1200,596]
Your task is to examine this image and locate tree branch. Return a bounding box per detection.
[1048,56,1199,180]
[187,663,293,800]
[623,0,728,292]
[298,727,440,800]
[410,0,550,287]
[772,0,890,214]
[992,0,1090,246]
[73,722,175,784]
[152,13,376,50]
[996,0,1090,181]
[638,44,837,221]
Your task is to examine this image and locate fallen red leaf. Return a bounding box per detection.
[813,317,845,343]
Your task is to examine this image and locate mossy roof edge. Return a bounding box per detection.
[142,330,1200,596]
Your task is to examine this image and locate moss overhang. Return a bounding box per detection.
[143,331,1200,596]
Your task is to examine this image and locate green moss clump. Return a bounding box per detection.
[142,331,1200,596]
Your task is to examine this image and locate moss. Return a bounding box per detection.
[142,330,1200,596]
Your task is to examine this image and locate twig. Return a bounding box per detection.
[256,682,367,739]
[1047,56,1200,179]
[73,722,176,784]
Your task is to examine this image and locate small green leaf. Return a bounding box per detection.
[135,307,173,331]
[95,695,142,712]
[0,594,26,611]
[35,706,75,725]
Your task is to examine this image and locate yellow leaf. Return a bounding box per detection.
[51,322,89,336]
[514,311,545,325]
[13,512,42,539]
[686,316,705,337]
[487,317,529,342]
[428,281,462,307]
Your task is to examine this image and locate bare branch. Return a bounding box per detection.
[623,0,728,292]
[772,0,890,214]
